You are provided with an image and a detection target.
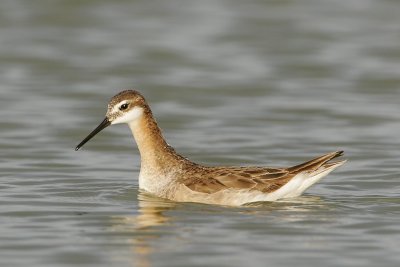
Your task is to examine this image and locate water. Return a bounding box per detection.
[1,0,400,266]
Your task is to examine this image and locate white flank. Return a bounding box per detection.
[242,160,347,204]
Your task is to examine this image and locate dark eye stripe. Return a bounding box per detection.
[120,103,129,110]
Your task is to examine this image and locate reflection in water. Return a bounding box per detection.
[111,191,177,267]
[245,195,326,209]
[110,192,334,266]
[134,191,177,229]
[244,196,337,223]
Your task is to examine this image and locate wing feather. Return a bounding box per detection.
[182,151,344,195]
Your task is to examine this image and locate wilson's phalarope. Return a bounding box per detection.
[76,90,346,206]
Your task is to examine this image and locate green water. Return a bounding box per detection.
[1,0,399,266]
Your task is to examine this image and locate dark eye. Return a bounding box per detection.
[119,103,129,110]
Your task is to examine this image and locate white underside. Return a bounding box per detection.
[220,161,346,205]
[153,160,347,206]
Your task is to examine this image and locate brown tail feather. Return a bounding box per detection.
[287,151,344,174]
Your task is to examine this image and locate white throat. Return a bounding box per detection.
[111,106,144,125]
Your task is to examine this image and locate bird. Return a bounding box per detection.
[76,90,346,206]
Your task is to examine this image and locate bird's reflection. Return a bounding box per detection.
[110,192,331,267]
[111,191,177,267]
[134,191,177,229]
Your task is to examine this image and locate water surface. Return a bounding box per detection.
[1,0,399,266]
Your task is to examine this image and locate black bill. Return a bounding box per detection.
[75,118,111,151]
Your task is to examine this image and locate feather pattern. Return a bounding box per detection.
[181,151,344,195]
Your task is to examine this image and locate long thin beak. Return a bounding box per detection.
[75,118,111,151]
